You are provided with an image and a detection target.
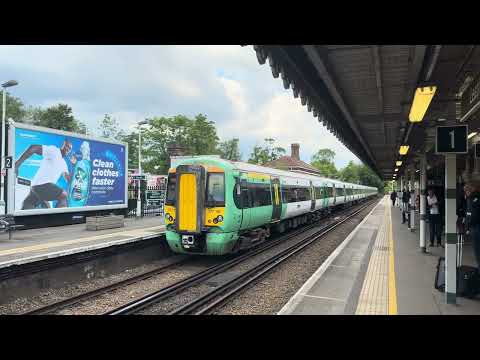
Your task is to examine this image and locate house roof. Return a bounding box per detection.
[263,156,322,175]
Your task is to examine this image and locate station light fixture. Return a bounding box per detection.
[394,168,399,172]
[468,132,478,139]
[396,161,402,167]
[399,145,410,155]
[408,86,437,123]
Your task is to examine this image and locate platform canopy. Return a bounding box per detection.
[251,45,480,180]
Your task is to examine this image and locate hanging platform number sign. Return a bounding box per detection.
[436,125,468,154]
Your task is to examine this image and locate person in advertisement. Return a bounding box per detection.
[15,139,76,209]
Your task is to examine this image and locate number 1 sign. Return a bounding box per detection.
[436,125,468,154]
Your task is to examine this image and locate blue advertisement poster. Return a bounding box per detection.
[13,126,126,213]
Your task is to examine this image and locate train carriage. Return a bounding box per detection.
[164,156,378,256]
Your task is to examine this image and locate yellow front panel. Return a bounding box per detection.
[178,174,197,232]
[164,205,176,225]
[204,207,225,226]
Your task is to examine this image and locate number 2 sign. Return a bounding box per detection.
[436,125,468,154]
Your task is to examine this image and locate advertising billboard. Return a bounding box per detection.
[7,122,128,216]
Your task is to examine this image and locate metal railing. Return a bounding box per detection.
[127,182,166,218]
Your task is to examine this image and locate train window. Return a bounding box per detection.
[281,186,294,203]
[337,187,344,196]
[248,182,272,207]
[206,173,225,207]
[326,186,334,197]
[315,187,322,199]
[233,179,242,209]
[296,187,310,202]
[165,173,177,205]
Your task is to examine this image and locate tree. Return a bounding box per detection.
[339,161,360,183]
[248,138,285,165]
[141,114,220,174]
[31,103,86,132]
[0,93,28,122]
[311,148,338,178]
[118,131,139,170]
[218,138,241,161]
[97,114,125,140]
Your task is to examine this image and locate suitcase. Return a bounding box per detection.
[434,257,446,292]
[457,265,479,298]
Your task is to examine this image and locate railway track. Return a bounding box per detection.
[22,256,191,315]
[107,198,377,315]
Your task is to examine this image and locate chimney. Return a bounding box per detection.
[291,143,300,160]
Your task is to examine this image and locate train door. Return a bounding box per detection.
[239,176,252,229]
[344,185,347,203]
[322,184,328,208]
[271,177,282,222]
[332,183,336,205]
[310,181,315,211]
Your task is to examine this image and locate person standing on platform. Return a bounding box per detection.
[390,190,397,207]
[402,188,410,224]
[427,188,442,247]
[465,182,480,269]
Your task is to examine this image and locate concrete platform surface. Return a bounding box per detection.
[279,196,480,315]
[0,216,165,269]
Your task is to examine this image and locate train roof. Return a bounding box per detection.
[171,156,377,190]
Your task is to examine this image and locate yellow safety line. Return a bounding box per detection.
[388,203,398,315]
[0,225,165,257]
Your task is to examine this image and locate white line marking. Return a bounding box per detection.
[301,294,346,303]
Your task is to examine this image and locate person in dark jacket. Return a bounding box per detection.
[402,188,410,224]
[390,190,397,207]
[465,182,480,270]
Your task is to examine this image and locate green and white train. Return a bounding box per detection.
[164,156,378,255]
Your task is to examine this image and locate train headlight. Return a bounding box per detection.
[217,215,223,222]
[213,218,218,224]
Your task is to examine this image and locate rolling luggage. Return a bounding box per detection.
[456,229,479,298]
[436,227,480,297]
[434,257,445,292]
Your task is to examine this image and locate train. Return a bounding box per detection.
[164,156,378,255]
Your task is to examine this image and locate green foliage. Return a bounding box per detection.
[248,138,285,165]
[0,92,28,122]
[28,103,86,133]
[311,148,338,178]
[118,131,139,170]
[218,138,242,161]
[97,114,125,140]
[141,114,220,174]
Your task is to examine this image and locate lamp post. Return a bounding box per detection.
[136,120,149,218]
[1,80,18,216]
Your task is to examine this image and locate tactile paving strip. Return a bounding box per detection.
[355,198,390,315]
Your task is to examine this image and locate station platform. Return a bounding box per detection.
[279,196,480,315]
[0,217,165,270]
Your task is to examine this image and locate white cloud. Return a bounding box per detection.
[217,76,359,168]
[0,45,360,169]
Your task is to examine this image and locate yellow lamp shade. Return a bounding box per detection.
[409,86,436,123]
[399,145,410,155]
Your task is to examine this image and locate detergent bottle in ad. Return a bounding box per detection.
[68,141,92,207]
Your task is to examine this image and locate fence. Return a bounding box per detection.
[127,181,166,218]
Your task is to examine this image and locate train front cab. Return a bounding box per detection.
[164,164,235,255]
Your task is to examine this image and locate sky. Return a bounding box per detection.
[0,45,360,169]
